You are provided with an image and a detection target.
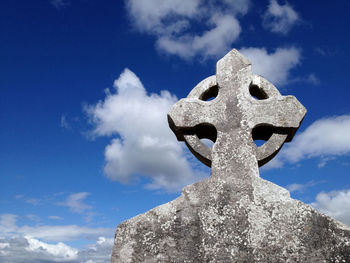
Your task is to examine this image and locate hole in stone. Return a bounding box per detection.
[249,83,268,100]
[183,123,217,145]
[200,85,218,101]
[200,138,214,148]
[252,124,293,147]
[252,125,275,147]
[254,140,266,147]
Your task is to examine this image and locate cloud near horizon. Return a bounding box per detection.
[310,189,350,226]
[0,213,114,263]
[0,235,114,263]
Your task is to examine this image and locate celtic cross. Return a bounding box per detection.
[168,49,306,178]
[112,50,350,263]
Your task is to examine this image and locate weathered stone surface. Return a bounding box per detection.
[111,49,350,262]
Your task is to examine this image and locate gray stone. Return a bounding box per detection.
[111,49,350,262]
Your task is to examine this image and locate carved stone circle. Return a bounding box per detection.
[168,49,306,168]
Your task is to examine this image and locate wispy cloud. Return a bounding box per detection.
[0,214,17,233]
[57,192,92,214]
[60,114,70,129]
[50,0,69,10]
[26,214,41,223]
[305,73,320,85]
[262,0,300,34]
[48,215,63,220]
[0,213,112,242]
[14,195,41,206]
[286,180,325,193]
[25,198,41,206]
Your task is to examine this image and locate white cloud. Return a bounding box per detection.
[57,192,92,214]
[0,243,10,249]
[239,47,301,85]
[26,237,78,260]
[262,0,299,34]
[0,213,112,243]
[286,180,325,193]
[0,214,114,262]
[18,225,111,242]
[126,0,200,34]
[311,189,350,226]
[86,68,207,192]
[283,115,350,163]
[157,14,241,59]
[0,236,113,263]
[126,0,250,59]
[0,214,17,233]
[77,237,114,263]
[265,114,350,169]
[285,183,304,193]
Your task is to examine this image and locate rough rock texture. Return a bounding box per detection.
[111,50,350,262]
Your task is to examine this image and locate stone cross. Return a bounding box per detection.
[168,49,306,176]
[111,49,350,263]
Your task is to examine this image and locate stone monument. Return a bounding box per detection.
[111,49,350,262]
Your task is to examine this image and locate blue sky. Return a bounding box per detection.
[1,0,350,262]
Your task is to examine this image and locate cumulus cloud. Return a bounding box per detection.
[264,114,350,169]
[77,236,114,262]
[57,192,92,214]
[262,0,300,34]
[239,47,301,86]
[311,189,350,226]
[157,14,241,59]
[125,0,250,59]
[26,237,78,260]
[86,68,207,192]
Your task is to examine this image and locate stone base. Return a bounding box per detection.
[111,176,350,263]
